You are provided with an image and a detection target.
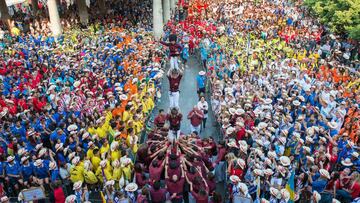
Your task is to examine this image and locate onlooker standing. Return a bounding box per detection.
[197,96,209,129]
[196,71,207,97]
[187,105,204,134]
[167,68,183,108]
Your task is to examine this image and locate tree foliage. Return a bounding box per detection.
[304,0,360,40]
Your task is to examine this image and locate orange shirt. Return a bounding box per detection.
[112,107,123,118]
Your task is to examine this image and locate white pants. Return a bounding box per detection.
[169,91,179,108]
[190,124,201,134]
[168,130,180,142]
[170,56,179,70]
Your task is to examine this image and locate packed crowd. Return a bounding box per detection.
[0,0,360,202]
[167,0,359,202]
[0,0,169,202]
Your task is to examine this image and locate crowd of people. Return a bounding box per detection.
[168,0,359,202]
[0,0,359,202]
[0,0,168,202]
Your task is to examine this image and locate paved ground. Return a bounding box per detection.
[153,55,220,139]
[148,55,226,202]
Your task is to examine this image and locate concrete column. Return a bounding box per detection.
[170,0,175,12]
[98,0,106,16]
[0,0,11,30]
[47,0,62,37]
[163,0,170,23]
[76,0,88,25]
[31,0,39,14]
[153,0,163,39]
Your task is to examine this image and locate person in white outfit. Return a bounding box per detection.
[197,96,209,130]
[167,68,183,108]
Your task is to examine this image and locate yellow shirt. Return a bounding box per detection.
[121,165,132,181]
[122,111,130,122]
[95,167,112,183]
[96,126,107,139]
[126,135,138,153]
[88,127,96,135]
[70,165,84,183]
[133,120,143,135]
[100,144,110,156]
[87,148,94,159]
[111,150,121,162]
[84,170,98,184]
[91,156,101,171]
[145,98,154,113]
[112,168,122,181]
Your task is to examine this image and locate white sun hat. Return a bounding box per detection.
[125,183,138,192]
[319,169,330,179]
[280,156,291,167]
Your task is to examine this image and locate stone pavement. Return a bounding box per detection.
[153,55,221,140]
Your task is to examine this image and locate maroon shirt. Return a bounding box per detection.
[154,114,167,127]
[192,191,209,203]
[166,113,182,131]
[187,109,204,126]
[149,162,164,182]
[135,172,148,188]
[168,75,182,92]
[166,177,185,194]
[207,179,216,194]
[160,41,183,57]
[215,147,226,164]
[150,188,167,203]
[167,166,181,178]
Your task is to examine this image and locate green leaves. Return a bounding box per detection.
[304,0,360,40]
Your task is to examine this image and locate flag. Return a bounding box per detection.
[256,176,261,199]
[286,170,295,203]
[100,191,107,203]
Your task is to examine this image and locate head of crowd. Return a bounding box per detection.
[0,0,359,202]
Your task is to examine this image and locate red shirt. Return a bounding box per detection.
[166,177,185,194]
[167,113,182,131]
[236,127,246,141]
[149,163,164,182]
[150,188,167,203]
[188,109,204,126]
[54,187,66,203]
[168,75,182,92]
[350,182,360,199]
[192,191,209,203]
[154,114,167,127]
[135,172,148,188]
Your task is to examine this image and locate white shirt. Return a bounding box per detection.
[197,101,209,118]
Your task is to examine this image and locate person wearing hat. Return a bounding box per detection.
[167,67,183,109]
[196,70,207,97]
[20,156,33,187]
[5,155,22,192]
[70,156,85,183]
[0,196,9,203]
[310,169,330,193]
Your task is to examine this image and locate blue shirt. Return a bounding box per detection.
[34,160,50,178]
[6,161,21,176]
[51,169,60,181]
[196,75,206,89]
[312,179,327,192]
[21,163,34,179]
